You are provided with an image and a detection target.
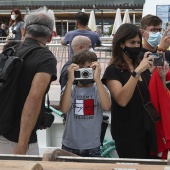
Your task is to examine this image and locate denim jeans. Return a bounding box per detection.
[62,144,101,157]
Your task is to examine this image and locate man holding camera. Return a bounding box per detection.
[60,50,111,157]
[140,14,170,88]
[140,14,170,61]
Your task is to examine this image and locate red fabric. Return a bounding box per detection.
[149,69,170,159]
[84,99,94,115]
[167,70,170,81]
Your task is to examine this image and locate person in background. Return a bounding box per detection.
[59,35,92,90]
[140,14,170,62]
[102,23,169,159]
[0,23,7,37]
[140,14,170,88]
[60,50,111,157]
[0,6,57,155]
[60,12,101,58]
[7,9,25,40]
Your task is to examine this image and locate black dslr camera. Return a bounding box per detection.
[36,107,54,130]
[148,53,164,66]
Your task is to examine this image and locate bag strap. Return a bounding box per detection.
[2,46,17,56]
[47,93,50,110]
[2,44,43,60]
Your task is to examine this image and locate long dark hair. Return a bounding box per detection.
[110,23,142,69]
[9,9,24,26]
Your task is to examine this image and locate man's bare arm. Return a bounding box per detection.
[13,72,52,154]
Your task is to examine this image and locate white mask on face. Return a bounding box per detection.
[147,32,162,47]
[144,30,162,47]
[11,15,16,21]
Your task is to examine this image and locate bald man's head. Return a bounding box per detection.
[71,35,92,54]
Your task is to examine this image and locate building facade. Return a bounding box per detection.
[0,0,145,36]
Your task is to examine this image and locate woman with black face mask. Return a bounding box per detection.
[102,23,169,159]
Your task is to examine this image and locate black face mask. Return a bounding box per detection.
[78,79,92,86]
[123,46,141,62]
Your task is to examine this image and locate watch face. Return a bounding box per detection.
[132,71,140,78]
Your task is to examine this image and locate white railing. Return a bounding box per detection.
[47,43,112,78]
[0,41,112,78]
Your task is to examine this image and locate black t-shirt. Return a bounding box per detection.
[4,38,57,143]
[102,64,156,147]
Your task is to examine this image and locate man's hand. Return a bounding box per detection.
[13,145,27,155]
[60,37,65,45]
[158,61,169,79]
[159,28,170,50]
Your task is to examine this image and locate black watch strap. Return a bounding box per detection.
[131,71,140,78]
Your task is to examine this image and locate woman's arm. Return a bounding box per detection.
[107,52,153,107]
[106,77,138,107]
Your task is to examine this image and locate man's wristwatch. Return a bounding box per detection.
[131,71,140,78]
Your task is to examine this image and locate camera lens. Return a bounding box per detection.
[82,70,89,78]
[74,71,80,78]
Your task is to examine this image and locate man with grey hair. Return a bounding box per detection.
[59,35,92,90]
[0,7,57,155]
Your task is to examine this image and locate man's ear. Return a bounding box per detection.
[140,29,145,37]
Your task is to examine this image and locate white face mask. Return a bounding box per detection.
[11,15,16,21]
[147,32,162,47]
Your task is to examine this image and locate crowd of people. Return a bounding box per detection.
[0,6,170,160]
[0,8,57,42]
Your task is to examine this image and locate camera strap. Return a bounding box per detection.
[46,93,52,113]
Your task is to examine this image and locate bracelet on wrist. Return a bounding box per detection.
[157,47,166,52]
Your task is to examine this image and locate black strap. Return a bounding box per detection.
[47,93,50,110]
